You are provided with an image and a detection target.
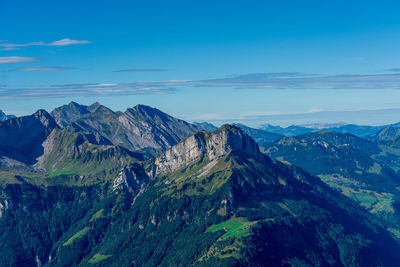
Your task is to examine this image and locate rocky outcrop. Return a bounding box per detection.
[113,163,149,195]
[154,124,263,176]
[0,156,33,172]
[0,110,58,164]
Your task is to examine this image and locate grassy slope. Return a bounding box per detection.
[39,129,142,185]
[63,227,91,246]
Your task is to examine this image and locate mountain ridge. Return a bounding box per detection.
[53,102,202,152]
[1,103,400,265]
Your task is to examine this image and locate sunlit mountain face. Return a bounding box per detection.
[2,1,400,266]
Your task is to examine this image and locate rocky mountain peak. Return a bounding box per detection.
[126,104,168,120]
[154,124,262,176]
[51,102,91,128]
[68,101,82,108]
[211,124,262,157]
[0,110,59,164]
[33,109,58,130]
[88,102,104,112]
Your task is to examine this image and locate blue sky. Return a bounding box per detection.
[1,0,400,126]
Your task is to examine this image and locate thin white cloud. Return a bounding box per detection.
[386,68,400,72]
[191,72,400,90]
[9,66,71,72]
[0,47,19,51]
[114,69,165,72]
[239,108,322,119]
[306,107,323,113]
[0,56,39,64]
[0,42,45,48]
[0,39,91,48]
[92,83,118,87]
[0,82,176,99]
[3,71,400,99]
[47,38,91,46]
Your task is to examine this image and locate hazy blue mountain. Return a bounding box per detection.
[324,124,385,137]
[233,123,283,146]
[260,122,388,137]
[259,124,314,136]
[368,126,400,141]
[193,121,218,132]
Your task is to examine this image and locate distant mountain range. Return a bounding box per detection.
[193,122,218,132]
[195,120,400,140]
[264,130,400,239]
[259,122,396,137]
[1,102,400,265]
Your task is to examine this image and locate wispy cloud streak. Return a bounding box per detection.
[114,69,165,72]
[0,56,39,64]
[385,68,400,73]
[190,73,400,90]
[9,66,71,72]
[47,38,91,46]
[0,83,176,100]
[0,39,91,48]
[2,72,400,99]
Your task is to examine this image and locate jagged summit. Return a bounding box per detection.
[154,124,263,176]
[0,109,58,164]
[51,101,201,151]
[87,102,112,113]
[33,109,59,129]
[51,102,92,128]
[124,104,187,124]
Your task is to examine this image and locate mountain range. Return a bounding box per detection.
[259,122,399,138]
[1,102,400,266]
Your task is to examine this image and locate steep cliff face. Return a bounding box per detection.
[57,103,201,151]
[117,105,201,151]
[154,125,262,176]
[0,110,58,164]
[113,163,149,195]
